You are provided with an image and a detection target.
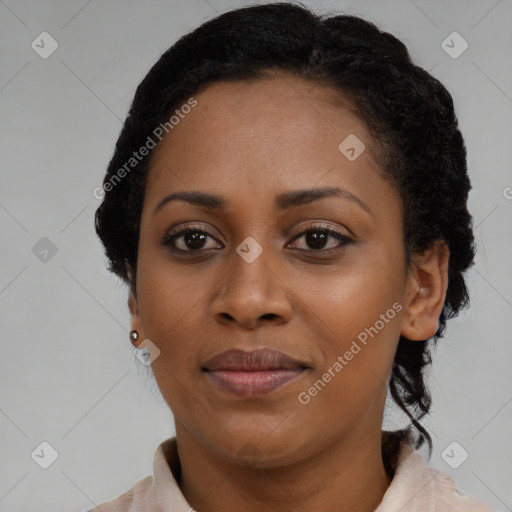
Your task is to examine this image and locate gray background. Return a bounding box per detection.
[1,0,511,510]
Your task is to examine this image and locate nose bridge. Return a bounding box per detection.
[211,231,292,327]
[228,234,274,295]
[227,205,273,282]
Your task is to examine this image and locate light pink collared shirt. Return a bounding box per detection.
[87,435,493,511]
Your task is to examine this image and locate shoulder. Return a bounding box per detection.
[424,464,494,512]
[382,445,493,511]
[378,430,493,511]
[81,436,185,511]
[85,475,152,512]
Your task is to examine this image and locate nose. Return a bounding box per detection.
[210,246,293,330]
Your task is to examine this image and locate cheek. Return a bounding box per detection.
[296,292,401,428]
[297,244,404,342]
[295,247,403,404]
[136,262,207,414]
[135,252,204,358]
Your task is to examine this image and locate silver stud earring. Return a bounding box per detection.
[130,329,139,346]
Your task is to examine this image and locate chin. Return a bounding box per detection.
[213,427,311,469]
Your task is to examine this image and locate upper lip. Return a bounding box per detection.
[202,348,310,371]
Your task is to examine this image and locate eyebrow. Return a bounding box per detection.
[152,185,373,217]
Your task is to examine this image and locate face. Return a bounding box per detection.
[129,73,445,467]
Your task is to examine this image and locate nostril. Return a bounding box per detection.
[261,313,278,320]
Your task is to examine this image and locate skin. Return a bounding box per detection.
[128,73,449,512]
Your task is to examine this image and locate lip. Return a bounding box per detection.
[202,348,310,398]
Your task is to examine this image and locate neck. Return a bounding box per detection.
[174,424,392,512]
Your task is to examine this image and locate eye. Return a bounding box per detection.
[162,227,223,252]
[162,224,353,255]
[287,226,353,252]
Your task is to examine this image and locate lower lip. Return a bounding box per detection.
[205,369,306,397]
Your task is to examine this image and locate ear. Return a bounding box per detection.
[128,287,145,348]
[400,240,450,341]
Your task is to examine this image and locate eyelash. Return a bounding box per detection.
[162,224,353,255]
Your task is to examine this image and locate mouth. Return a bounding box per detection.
[202,348,310,398]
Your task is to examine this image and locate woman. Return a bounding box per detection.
[91,2,492,511]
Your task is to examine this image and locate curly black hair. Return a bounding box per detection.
[94,1,476,456]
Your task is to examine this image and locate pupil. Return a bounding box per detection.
[186,232,206,249]
[307,231,327,249]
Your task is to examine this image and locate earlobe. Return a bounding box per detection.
[128,290,144,347]
[400,241,450,342]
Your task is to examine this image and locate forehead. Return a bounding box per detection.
[150,74,375,163]
[144,74,395,216]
